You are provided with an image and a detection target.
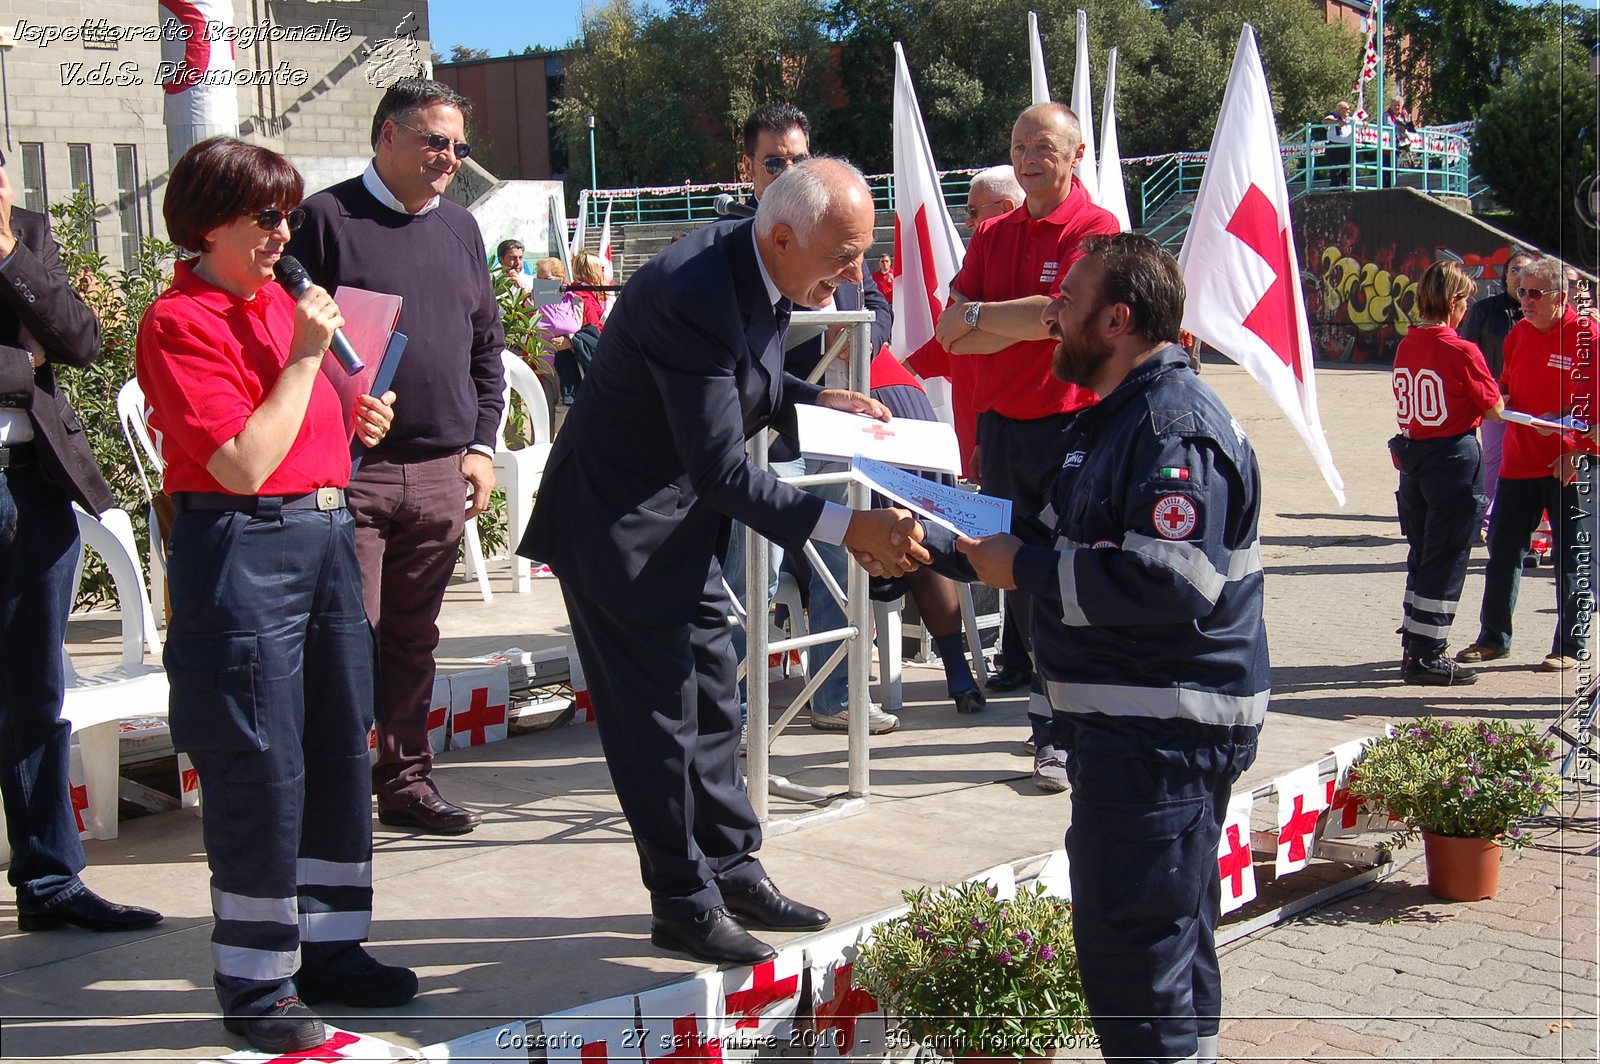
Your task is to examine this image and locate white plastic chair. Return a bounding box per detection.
[493,350,554,592]
[116,379,168,627]
[62,506,169,840]
[461,517,493,603]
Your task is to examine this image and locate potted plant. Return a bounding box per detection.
[854,880,1092,1061]
[1346,716,1560,900]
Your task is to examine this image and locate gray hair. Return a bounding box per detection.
[969,164,1023,203]
[755,156,870,242]
[1521,257,1567,295]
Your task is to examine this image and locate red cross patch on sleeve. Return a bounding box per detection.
[1153,494,1199,539]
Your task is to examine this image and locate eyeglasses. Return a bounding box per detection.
[1518,287,1561,302]
[394,120,471,160]
[964,199,1009,221]
[249,207,306,232]
[761,153,810,176]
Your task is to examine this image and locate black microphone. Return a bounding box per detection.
[713,193,756,219]
[273,254,364,375]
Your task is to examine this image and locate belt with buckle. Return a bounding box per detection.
[0,442,36,469]
[172,487,347,514]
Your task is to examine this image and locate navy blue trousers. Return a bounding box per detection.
[1060,713,1259,1064]
[1391,433,1486,657]
[1477,466,1597,659]
[165,502,376,1016]
[560,566,767,920]
[0,465,89,910]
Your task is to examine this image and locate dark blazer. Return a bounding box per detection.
[519,219,828,623]
[0,207,112,513]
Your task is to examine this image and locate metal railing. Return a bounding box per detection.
[580,170,981,228]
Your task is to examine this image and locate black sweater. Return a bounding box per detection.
[289,177,505,459]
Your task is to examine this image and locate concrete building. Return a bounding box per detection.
[0,0,434,264]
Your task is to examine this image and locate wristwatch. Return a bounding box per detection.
[963,301,983,329]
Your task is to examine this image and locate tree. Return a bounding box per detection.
[1383,0,1546,123]
[1473,35,1598,265]
[447,44,492,63]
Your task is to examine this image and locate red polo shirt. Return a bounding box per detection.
[949,177,1119,420]
[136,259,352,495]
[907,337,981,479]
[1391,325,1500,439]
[1499,307,1600,479]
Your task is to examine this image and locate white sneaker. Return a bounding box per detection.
[1032,744,1068,793]
[810,704,900,734]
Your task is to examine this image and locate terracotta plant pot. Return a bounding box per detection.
[1422,831,1502,900]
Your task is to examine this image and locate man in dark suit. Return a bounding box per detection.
[0,157,162,933]
[520,158,928,965]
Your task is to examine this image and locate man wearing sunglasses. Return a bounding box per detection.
[289,78,505,836]
[1459,256,1600,673]
[0,149,163,933]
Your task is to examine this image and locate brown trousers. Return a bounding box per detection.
[346,452,468,810]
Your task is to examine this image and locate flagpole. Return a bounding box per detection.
[1373,0,1384,190]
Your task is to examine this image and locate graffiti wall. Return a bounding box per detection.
[1294,188,1531,365]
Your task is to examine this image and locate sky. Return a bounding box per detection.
[428,0,593,55]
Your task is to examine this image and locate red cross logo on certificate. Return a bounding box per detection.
[452,686,506,746]
[863,424,896,442]
[1152,494,1198,540]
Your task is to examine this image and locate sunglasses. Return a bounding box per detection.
[1517,287,1560,302]
[964,199,1009,221]
[395,120,471,160]
[249,207,306,232]
[761,153,810,176]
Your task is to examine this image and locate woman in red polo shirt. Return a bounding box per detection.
[1460,257,1600,672]
[1389,260,1503,686]
[135,137,404,1055]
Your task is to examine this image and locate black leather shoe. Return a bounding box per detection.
[378,792,481,835]
[984,666,1032,693]
[223,997,326,1055]
[952,688,987,714]
[297,946,418,1008]
[651,907,777,965]
[17,888,163,933]
[723,878,831,932]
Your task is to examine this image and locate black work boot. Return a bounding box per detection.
[1402,653,1480,686]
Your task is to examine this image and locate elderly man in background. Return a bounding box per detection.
[935,104,1118,791]
[520,159,929,966]
[1459,257,1600,672]
[289,78,505,836]
[1460,250,1535,537]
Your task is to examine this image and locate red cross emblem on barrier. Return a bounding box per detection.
[181,767,199,793]
[1218,823,1252,898]
[453,686,506,745]
[725,959,799,1030]
[580,1041,610,1063]
[1279,794,1320,863]
[263,1030,358,1064]
[648,1015,722,1064]
[426,705,448,735]
[1325,778,1361,830]
[69,782,88,834]
[815,963,879,1054]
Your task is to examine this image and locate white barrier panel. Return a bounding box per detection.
[427,675,451,755]
[721,949,805,1048]
[636,972,723,1062]
[447,665,510,750]
[1217,791,1258,915]
[965,862,1017,900]
[177,752,202,815]
[1323,736,1385,838]
[1273,764,1328,878]
[804,927,886,1060]
[421,1020,527,1062]
[542,991,644,1064]
[1033,849,1071,900]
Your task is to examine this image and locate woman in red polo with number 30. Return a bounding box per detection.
[1389,260,1503,687]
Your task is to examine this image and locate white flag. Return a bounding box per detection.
[1069,9,1099,201]
[1178,24,1346,505]
[570,189,590,267]
[1028,11,1051,105]
[1098,47,1131,232]
[597,197,616,284]
[890,41,962,425]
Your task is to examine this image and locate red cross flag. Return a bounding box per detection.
[1273,764,1328,877]
[68,745,91,841]
[1216,791,1257,914]
[1323,736,1384,838]
[720,951,803,1046]
[568,647,595,724]
[1178,24,1345,506]
[427,675,451,754]
[890,41,960,427]
[542,992,646,1064]
[447,665,510,749]
[804,928,887,1060]
[597,198,616,286]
